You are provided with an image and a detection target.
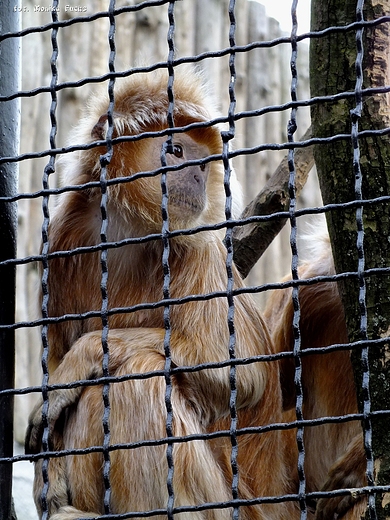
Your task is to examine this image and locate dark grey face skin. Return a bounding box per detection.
[156,134,211,218]
[166,136,210,217]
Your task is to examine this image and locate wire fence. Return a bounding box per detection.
[1,0,390,519]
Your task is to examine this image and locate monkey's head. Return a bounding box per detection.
[63,68,243,235]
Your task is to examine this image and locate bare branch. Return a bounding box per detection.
[232,127,314,278]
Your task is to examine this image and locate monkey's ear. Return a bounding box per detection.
[91,114,109,140]
[91,112,124,140]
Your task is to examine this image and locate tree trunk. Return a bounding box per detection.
[310,0,390,516]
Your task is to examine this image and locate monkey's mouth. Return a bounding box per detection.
[168,194,205,215]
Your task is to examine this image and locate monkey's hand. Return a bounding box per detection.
[25,385,85,455]
[315,435,367,520]
[25,328,167,455]
[25,331,107,455]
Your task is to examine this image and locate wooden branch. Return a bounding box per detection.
[232,127,314,278]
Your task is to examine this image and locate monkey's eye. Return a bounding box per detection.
[172,144,184,158]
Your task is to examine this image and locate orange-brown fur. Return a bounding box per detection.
[27,69,294,519]
[264,235,367,518]
[42,70,242,373]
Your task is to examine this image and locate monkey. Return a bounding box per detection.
[39,68,245,375]
[263,231,367,519]
[26,68,296,520]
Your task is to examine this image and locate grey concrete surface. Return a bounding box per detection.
[13,443,38,520]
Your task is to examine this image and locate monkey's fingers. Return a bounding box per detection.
[25,387,83,454]
[25,422,41,455]
[316,492,366,520]
[50,506,100,519]
[315,435,367,520]
[25,399,45,454]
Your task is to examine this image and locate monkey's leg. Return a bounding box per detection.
[34,343,235,520]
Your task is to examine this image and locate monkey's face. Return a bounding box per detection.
[110,133,221,231]
[163,134,210,220]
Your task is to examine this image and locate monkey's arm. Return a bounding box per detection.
[26,326,256,454]
[25,328,167,455]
